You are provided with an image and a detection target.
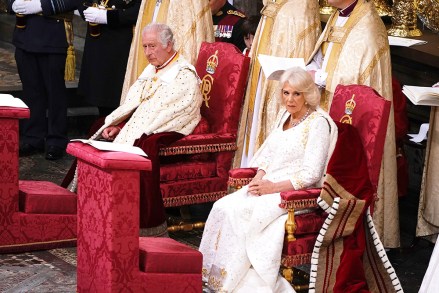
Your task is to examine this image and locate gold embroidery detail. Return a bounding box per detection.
[214,230,221,251]
[340,94,356,124]
[227,9,245,18]
[206,50,219,74]
[200,74,214,108]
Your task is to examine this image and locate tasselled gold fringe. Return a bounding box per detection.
[159,142,237,156]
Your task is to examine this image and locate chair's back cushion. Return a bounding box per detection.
[195,42,250,134]
[329,84,391,190]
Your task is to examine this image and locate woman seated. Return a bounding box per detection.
[199,67,337,292]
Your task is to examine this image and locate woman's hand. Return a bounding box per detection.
[102,126,121,141]
[248,179,276,196]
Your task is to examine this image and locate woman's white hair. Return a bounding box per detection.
[279,67,321,107]
[142,23,175,49]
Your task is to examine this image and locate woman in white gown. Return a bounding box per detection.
[199,67,336,292]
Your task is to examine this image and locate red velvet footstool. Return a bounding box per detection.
[139,237,203,292]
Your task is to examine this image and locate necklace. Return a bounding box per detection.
[289,108,311,128]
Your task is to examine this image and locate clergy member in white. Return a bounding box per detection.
[199,67,337,292]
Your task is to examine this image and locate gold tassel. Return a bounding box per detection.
[65,44,75,81]
[64,20,75,81]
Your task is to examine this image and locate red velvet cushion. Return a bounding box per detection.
[19,180,77,214]
[228,167,258,179]
[160,161,217,182]
[139,237,202,274]
[196,42,250,134]
[331,85,391,189]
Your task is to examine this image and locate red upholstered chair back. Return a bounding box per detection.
[195,42,250,134]
[329,84,391,190]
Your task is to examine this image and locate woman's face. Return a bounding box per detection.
[281,81,307,117]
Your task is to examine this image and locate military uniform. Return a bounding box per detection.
[212,1,246,51]
[78,0,141,114]
[9,0,78,152]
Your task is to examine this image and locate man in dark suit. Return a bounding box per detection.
[10,0,78,160]
[210,0,246,51]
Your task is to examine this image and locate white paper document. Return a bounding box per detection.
[402,85,439,106]
[70,139,148,157]
[408,123,429,143]
[388,36,427,47]
[258,54,306,80]
[0,94,28,108]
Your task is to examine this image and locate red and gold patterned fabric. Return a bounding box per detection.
[67,142,202,292]
[0,106,76,254]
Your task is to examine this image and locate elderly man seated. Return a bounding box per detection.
[67,23,202,237]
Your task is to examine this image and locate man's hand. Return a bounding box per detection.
[12,0,42,15]
[83,7,107,24]
[101,126,121,141]
[248,179,276,196]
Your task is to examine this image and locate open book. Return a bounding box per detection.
[258,54,306,80]
[402,85,439,106]
[0,94,28,108]
[70,139,148,157]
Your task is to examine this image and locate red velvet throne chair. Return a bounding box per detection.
[155,42,250,229]
[228,84,395,290]
[0,105,77,253]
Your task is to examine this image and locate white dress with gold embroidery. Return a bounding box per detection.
[199,112,331,292]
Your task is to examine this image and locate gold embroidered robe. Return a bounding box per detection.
[306,0,399,248]
[233,0,321,168]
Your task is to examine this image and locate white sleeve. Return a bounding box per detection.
[290,117,331,189]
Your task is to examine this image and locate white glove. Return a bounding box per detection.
[12,0,42,15]
[83,7,107,24]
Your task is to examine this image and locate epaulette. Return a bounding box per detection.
[227,10,245,18]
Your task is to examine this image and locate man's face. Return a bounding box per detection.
[142,30,173,67]
[327,0,352,9]
[209,0,227,15]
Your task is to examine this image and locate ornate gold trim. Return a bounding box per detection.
[281,253,312,267]
[159,142,237,156]
[227,177,252,188]
[279,197,318,210]
[163,191,227,207]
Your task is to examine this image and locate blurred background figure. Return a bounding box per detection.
[120,0,214,104]
[77,0,141,117]
[210,0,246,51]
[9,0,79,160]
[241,14,259,56]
